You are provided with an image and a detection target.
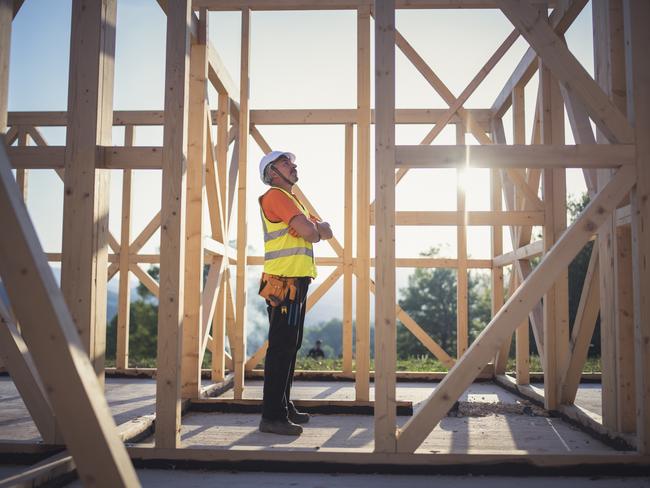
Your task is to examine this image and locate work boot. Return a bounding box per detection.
[288,404,310,424]
[259,417,303,436]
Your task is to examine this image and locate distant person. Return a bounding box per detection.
[307,340,325,359]
[257,150,333,436]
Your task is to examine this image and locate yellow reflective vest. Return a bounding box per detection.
[259,187,317,278]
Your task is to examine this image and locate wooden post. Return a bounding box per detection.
[343,123,354,375]
[593,0,633,432]
[623,0,650,454]
[16,130,29,201]
[0,143,140,487]
[212,271,227,381]
[512,83,529,384]
[117,125,134,371]
[539,37,568,410]
[212,92,230,382]
[234,8,251,399]
[456,125,469,359]
[182,12,208,400]
[216,93,230,232]
[0,0,11,134]
[60,0,116,386]
[490,165,505,372]
[156,0,191,449]
[355,5,371,401]
[374,0,396,453]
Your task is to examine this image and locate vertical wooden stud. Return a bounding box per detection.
[182,12,208,400]
[216,93,230,232]
[491,166,505,372]
[212,272,227,381]
[374,0,397,453]
[212,92,230,381]
[117,125,134,371]
[594,0,632,431]
[512,84,529,384]
[60,0,117,387]
[355,5,371,401]
[614,226,635,432]
[16,130,28,201]
[456,125,469,359]
[155,0,192,448]
[623,0,650,454]
[234,8,251,399]
[539,28,568,409]
[0,0,11,133]
[343,123,354,375]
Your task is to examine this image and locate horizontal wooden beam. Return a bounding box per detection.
[246,256,493,268]
[493,240,544,267]
[102,147,163,169]
[192,0,559,11]
[373,257,492,268]
[396,144,635,169]
[7,146,164,170]
[249,108,491,126]
[7,108,492,128]
[7,146,65,168]
[370,210,545,226]
[7,144,635,169]
[128,445,649,467]
[203,237,237,258]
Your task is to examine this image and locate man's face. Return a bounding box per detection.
[271,156,298,184]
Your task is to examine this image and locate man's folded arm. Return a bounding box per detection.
[288,214,320,242]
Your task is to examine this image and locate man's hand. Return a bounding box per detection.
[315,221,333,240]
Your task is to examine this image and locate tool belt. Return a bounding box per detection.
[258,272,298,307]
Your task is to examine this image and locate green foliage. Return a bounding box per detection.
[396,248,492,359]
[293,355,602,373]
[299,318,344,359]
[106,266,159,367]
[567,192,601,357]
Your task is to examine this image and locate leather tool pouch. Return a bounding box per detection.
[259,273,298,307]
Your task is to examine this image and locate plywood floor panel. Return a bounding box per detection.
[0,376,612,455]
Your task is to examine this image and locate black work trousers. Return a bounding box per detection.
[262,276,310,421]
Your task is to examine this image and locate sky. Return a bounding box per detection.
[7,0,596,324]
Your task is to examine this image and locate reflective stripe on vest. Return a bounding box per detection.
[265,247,314,260]
[259,187,317,278]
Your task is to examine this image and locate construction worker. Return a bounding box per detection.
[257,150,332,436]
[307,339,326,359]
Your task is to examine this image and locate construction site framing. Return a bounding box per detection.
[1,0,649,483]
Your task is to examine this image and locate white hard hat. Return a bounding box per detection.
[259,151,295,185]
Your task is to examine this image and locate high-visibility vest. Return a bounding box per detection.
[259,187,317,278]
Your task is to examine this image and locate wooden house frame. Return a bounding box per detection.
[0,0,649,481]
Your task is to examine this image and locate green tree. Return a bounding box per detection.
[106,266,159,366]
[299,318,343,359]
[567,192,600,357]
[397,248,491,360]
